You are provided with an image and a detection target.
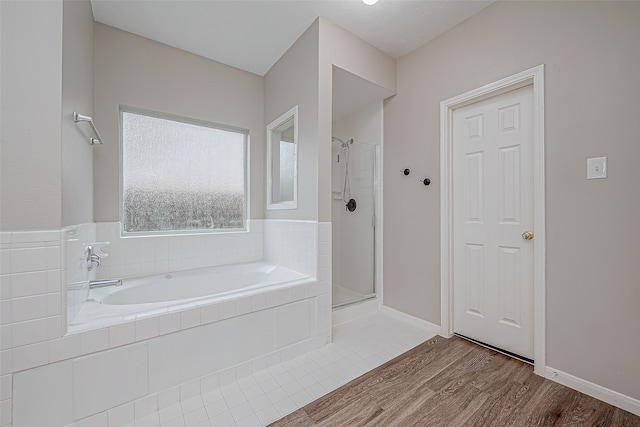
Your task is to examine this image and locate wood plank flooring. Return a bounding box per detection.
[270,336,640,426]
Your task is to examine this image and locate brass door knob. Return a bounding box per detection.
[522,231,534,240]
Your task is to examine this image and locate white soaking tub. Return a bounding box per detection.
[70,262,312,330]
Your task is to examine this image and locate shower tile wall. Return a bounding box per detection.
[332,143,376,301]
[332,100,382,306]
[344,143,375,296]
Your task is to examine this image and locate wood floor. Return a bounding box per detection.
[270,336,640,426]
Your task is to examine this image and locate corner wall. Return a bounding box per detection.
[61,0,95,227]
[318,18,396,223]
[0,1,63,231]
[264,20,320,221]
[384,0,640,401]
[93,23,265,222]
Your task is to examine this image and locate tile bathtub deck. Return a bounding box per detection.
[108,312,435,427]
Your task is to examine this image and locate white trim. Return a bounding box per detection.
[118,105,250,236]
[545,366,640,416]
[333,298,381,325]
[262,219,318,224]
[375,142,384,311]
[381,306,442,336]
[440,65,546,375]
[266,105,299,210]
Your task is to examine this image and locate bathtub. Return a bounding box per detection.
[69,262,312,331]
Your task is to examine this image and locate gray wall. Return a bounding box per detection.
[93,23,265,222]
[264,20,320,221]
[384,1,640,399]
[318,18,396,222]
[264,18,396,223]
[1,1,63,231]
[62,0,94,227]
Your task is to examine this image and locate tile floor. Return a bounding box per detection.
[116,311,435,427]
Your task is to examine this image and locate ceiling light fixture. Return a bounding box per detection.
[362,0,379,5]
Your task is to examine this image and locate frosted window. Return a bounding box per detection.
[121,110,246,233]
[279,140,295,201]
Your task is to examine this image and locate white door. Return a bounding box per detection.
[452,85,534,359]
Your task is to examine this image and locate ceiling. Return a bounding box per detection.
[91,0,494,77]
[332,67,395,122]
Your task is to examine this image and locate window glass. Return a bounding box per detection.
[121,109,246,234]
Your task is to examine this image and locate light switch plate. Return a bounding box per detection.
[587,157,607,179]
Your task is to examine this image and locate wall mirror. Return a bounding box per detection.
[267,105,298,210]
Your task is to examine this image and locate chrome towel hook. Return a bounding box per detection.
[73,112,104,145]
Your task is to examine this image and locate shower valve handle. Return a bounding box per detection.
[346,199,357,212]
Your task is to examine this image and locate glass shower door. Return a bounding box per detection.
[332,140,376,307]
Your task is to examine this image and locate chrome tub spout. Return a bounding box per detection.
[89,279,122,289]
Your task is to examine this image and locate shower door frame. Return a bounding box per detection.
[331,142,380,309]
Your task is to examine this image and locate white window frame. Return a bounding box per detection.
[266,105,298,210]
[119,106,249,236]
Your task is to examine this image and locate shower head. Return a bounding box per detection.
[332,136,354,148]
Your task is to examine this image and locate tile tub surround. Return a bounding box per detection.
[2,220,330,427]
[63,311,436,427]
[63,223,97,330]
[0,230,64,427]
[93,221,264,282]
[263,220,319,278]
[12,286,328,427]
[69,263,313,332]
[66,219,324,334]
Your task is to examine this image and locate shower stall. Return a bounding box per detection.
[331,137,377,307]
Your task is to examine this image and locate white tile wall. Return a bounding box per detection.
[263,220,317,277]
[107,402,134,426]
[147,309,276,392]
[10,294,325,427]
[275,300,311,348]
[63,223,97,326]
[13,360,73,427]
[3,219,331,427]
[72,343,149,420]
[317,222,332,341]
[157,313,181,336]
[94,221,263,281]
[49,334,81,364]
[0,376,11,401]
[79,327,110,355]
[70,311,433,427]
[0,230,64,427]
[0,399,10,427]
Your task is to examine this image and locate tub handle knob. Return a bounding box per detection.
[86,246,101,272]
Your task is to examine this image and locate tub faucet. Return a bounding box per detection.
[86,245,101,272]
[89,278,122,289]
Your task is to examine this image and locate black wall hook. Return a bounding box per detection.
[403,168,411,176]
[421,178,431,186]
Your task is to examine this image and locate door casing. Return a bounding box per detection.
[440,65,546,375]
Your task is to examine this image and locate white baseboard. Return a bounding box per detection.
[545,366,640,416]
[332,298,381,325]
[381,305,442,335]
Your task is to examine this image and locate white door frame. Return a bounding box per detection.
[440,65,546,375]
